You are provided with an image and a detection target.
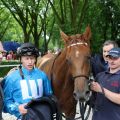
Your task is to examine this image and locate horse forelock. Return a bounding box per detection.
[70,33,89,42]
[65,33,90,48]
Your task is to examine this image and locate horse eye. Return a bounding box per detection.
[66,58,72,65]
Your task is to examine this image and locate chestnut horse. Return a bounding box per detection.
[36,26,91,119]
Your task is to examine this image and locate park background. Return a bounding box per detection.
[0,0,120,76]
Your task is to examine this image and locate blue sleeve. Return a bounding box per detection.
[42,72,53,96]
[3,75,20,118]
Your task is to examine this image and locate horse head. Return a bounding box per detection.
[60,26,91,102]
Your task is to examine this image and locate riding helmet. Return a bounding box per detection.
[17,43,39,57]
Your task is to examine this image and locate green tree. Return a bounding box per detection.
[48,0,89,34]
[0,0,56,52]
[1,0,120,53]
[1,0,33,42]
[84,0,120,53]
[0,7,11,41]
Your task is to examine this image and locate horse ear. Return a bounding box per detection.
[60,31,69,44]
[83,25,91,41]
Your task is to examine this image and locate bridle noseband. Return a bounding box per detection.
[68,42,90,82]
[72,75,89,80]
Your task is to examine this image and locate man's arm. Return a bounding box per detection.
[103,88,120,104]
[91,81,120,105]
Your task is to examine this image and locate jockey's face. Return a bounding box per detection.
[21,55,36,70]
[102,44,114,62]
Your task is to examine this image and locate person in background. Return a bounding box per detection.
[87,40,118,108]
[91,47,120,120]
[3,43,53,120]
[91,40,118,78]
[6,50,14,60]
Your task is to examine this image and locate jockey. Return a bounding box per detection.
[3,43,54,120]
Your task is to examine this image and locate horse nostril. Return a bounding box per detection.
[73,91,80,100]
[73,92,77,98]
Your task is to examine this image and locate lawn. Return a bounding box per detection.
[0,60,19,77]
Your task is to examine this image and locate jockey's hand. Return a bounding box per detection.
[18,103,27,115]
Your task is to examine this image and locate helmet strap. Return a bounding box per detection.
[18,66,24,79]
[19,57,24,79]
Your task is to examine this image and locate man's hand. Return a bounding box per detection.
[90,81,103,93]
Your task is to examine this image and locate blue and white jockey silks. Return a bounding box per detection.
[3,66,53,118]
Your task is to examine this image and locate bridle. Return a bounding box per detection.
[72,75,89,80]
[68,41,92,120]
[72,75,92,120]
[50,41,92,120]
[68,41,91,83]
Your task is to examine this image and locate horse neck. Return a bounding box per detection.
[53,49,70,77]
[52,49,74,92]
[56,49,68,65]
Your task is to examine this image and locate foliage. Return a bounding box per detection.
[48,0,89,34]
[0,0,120,53]
[0,1,23,42]
[84,0,120,53]
[0,60,19,77]
[0,7,11,41]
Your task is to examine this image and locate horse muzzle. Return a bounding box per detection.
[73,90,91,102]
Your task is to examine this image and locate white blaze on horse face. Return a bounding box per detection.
[75,51,80,57]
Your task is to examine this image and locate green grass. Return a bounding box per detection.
[0,60,19,77]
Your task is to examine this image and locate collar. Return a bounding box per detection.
[105,69,120,75]
[21,66,35,75]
